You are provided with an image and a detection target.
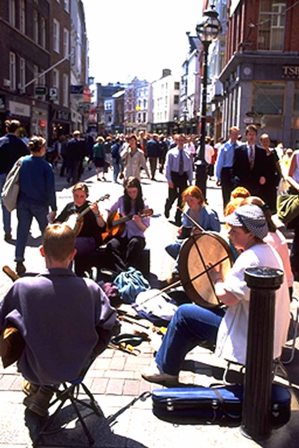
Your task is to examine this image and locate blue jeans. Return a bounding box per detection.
[0,173,11,234]
[155,303,225,375]
[111,159,121,182]
[15,202,48,262]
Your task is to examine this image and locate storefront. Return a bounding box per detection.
[49,105,71,143]
[7,99,31,136]
[219,54,299,147]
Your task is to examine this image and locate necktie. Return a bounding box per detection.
[249,145,254,169]
[179,150,184,175]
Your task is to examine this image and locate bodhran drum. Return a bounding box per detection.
[178,232,234,308]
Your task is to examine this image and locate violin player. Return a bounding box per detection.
[105,177,151,274]
[55,182,106,276]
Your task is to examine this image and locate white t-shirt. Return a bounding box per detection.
[215,243,290,365]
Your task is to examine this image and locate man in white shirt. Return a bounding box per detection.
[142,204,290,384]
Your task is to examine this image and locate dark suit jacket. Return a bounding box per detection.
[233,144,267,196]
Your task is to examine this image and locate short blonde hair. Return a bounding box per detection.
[230,186,251,200]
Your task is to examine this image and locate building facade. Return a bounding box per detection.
[0,0,88,141]
[220,0,299,147]
[123,77,151,133]
[151,69,180,135]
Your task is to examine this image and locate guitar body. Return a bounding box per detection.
[102,211,126,244]
[102,208,153,244]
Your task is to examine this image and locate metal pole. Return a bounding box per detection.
[195,41,210,199]
[242,266,284,440]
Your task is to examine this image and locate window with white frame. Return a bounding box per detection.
[20,57,26,90]
[20,0,26,34]
[52,69,59,103]
[9,0,16,26]
[53,19,60,53]
[63,28,69,58]
[258,1,286,51]
[9,52,16,91]
[40,17,46,48]
[33,64,38,87]
[64,0,70,12]
[62,73,69,107]
[33,10,38,43]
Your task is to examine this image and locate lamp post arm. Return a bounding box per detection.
[22,53,71,90]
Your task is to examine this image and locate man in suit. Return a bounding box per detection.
[233,124,267,196]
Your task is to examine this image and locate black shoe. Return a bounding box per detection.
[164,209,170,219]
[16,262,26,276]
[4,232,12,242]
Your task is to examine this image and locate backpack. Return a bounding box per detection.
[113,267,150,304]
[1,157,23,212]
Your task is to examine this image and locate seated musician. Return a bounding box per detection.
[0,223,119,416]
[105,176,150,274]
[142,204,290,385]
[165,185,220,283]
[55,182,106,276]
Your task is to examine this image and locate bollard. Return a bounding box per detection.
[241,266,283,440]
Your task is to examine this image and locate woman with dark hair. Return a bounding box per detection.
[105,177,150,273]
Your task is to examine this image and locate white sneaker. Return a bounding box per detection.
[141,363,178,385]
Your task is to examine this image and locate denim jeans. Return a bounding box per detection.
[15,201,48,262]
[155,303,225,375]
[0,173,11,234]
[111,159,121,182]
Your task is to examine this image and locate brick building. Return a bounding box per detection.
[220,0,299,147]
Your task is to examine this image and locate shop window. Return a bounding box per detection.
[293,83,299,115]
[257,1,286,51]
[253,82,284,114]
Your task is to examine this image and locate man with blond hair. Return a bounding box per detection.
[0,223,119,416]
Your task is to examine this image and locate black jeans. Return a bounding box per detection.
[164,172,188,224]
[106,236,146,274]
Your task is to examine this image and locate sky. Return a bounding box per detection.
[82,0,203,84]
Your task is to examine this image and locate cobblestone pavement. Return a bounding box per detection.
[0,166,298,447]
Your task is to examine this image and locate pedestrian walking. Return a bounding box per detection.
[0,120,29,242]
[65,131,86,185]
[146,133,161,180]
[164,134,193,226]
[215,126,240,208]
[120,135,150,181]
[92,136,107,181]
[14,136,57,275]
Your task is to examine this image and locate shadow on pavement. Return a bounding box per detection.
[25,402,149,447]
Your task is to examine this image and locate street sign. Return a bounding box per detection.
[34,86,47,96]
[49,87,58,100]
[70,85,84,94]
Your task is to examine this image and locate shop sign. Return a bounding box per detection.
[70,85,84,94]
[34,86,47,96]
[282,66,299,78]
[9,100,30,117]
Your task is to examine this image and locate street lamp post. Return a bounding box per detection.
[194,3,221,199]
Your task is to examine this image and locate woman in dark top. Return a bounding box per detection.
[55,182,106,275]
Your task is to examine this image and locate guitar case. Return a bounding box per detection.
[151,384,291,426]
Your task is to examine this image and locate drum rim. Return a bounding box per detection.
[178,232,234,308]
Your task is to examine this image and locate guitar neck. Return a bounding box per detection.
[112,214,132,227]
[77,195,109,220]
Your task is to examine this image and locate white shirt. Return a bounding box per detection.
[215,243,290,365]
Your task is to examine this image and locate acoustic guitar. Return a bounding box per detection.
[64,194,110,235]
[102,208,153,243]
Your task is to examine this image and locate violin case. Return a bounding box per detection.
[151,384,291,426]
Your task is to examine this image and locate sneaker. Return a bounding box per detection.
[22,380,39,397]
[141,364,178,385]
[4,232,12,242]
[16,262,26,276]
[23,387,54,417]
